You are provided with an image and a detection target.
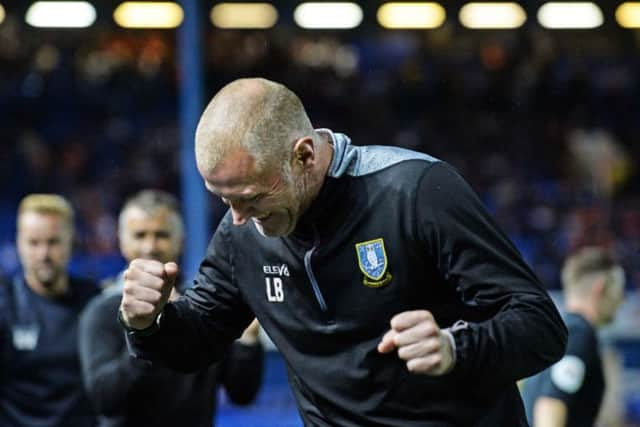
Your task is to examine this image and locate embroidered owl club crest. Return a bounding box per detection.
[355,238,393,288]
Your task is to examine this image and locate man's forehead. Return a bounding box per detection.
[211,147,256,177]
[18,213,71,239]
[19,211,66,228]
[124,207,177,228]
[125,206,169,220]
[203,149,264,192]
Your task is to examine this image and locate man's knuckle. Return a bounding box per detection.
[149,260,163,273]
[407,359,422,373]
[148,276,163,289]
[392,333,404,347]
[390,317,401,329]
[420,310,433,320]
[418,323,431,335]
[121,300,134,313]
[431,354,442,366]
[149,292,163,305]
[397,347,408,359]
[429,336,441,350]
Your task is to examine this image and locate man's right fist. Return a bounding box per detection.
[119,259,179,331]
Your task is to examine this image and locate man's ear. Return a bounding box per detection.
[292,136,315,168]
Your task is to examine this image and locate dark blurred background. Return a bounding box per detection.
[0,1,639,425]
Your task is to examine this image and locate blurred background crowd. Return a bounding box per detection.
[0,18,638,291]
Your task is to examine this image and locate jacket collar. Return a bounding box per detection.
[317,128,353,179]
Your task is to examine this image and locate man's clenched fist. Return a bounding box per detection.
[119,259,179,330]
[377,310,455,376]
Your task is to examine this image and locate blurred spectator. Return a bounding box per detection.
[0,27,637,292]
[78,189,264,427]
[566,125,632,197]
[0,194,99,426]
[522,246,626,427]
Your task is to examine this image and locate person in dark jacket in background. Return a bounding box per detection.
[79,189,263,427]
[522,246,625,427]
[119,78,568,426]
[0,194,99,427]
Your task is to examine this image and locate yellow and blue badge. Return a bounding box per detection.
[355,238,393,288]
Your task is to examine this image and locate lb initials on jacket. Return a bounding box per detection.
[355,238,393,288]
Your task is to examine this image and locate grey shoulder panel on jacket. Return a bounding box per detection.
[320,129,440,178]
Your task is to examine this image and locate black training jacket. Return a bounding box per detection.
[80,276,263,427]
[126,129,567,426]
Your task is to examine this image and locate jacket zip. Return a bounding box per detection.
[303,229,328,312]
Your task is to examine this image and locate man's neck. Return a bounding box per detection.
[565,300,597,326]
[317,137,334,182]
[25,274,69,298]
[299,138,334,214]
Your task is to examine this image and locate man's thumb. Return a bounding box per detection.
[164,262,179,287]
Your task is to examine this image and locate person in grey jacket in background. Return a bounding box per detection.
[119,78,567,426]
[79,189,263,427]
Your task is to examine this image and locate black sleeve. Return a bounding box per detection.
[418,162,567,389]
[218,341,265,405]
[533,327,591,403]
[78,293,158,415]
[124,218,256,373]
[0,281,8,384]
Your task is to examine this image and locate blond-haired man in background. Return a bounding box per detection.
[0,194,99,427]
[523,246,625,427]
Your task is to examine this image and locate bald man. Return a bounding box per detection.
[119,78,567,426]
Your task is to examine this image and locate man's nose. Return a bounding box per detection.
[140,236,157,255]
[35,243,51,260]
[229,201,254,225]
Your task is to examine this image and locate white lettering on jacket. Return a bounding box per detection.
[265,277,284,302]
[263,264,290,277]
